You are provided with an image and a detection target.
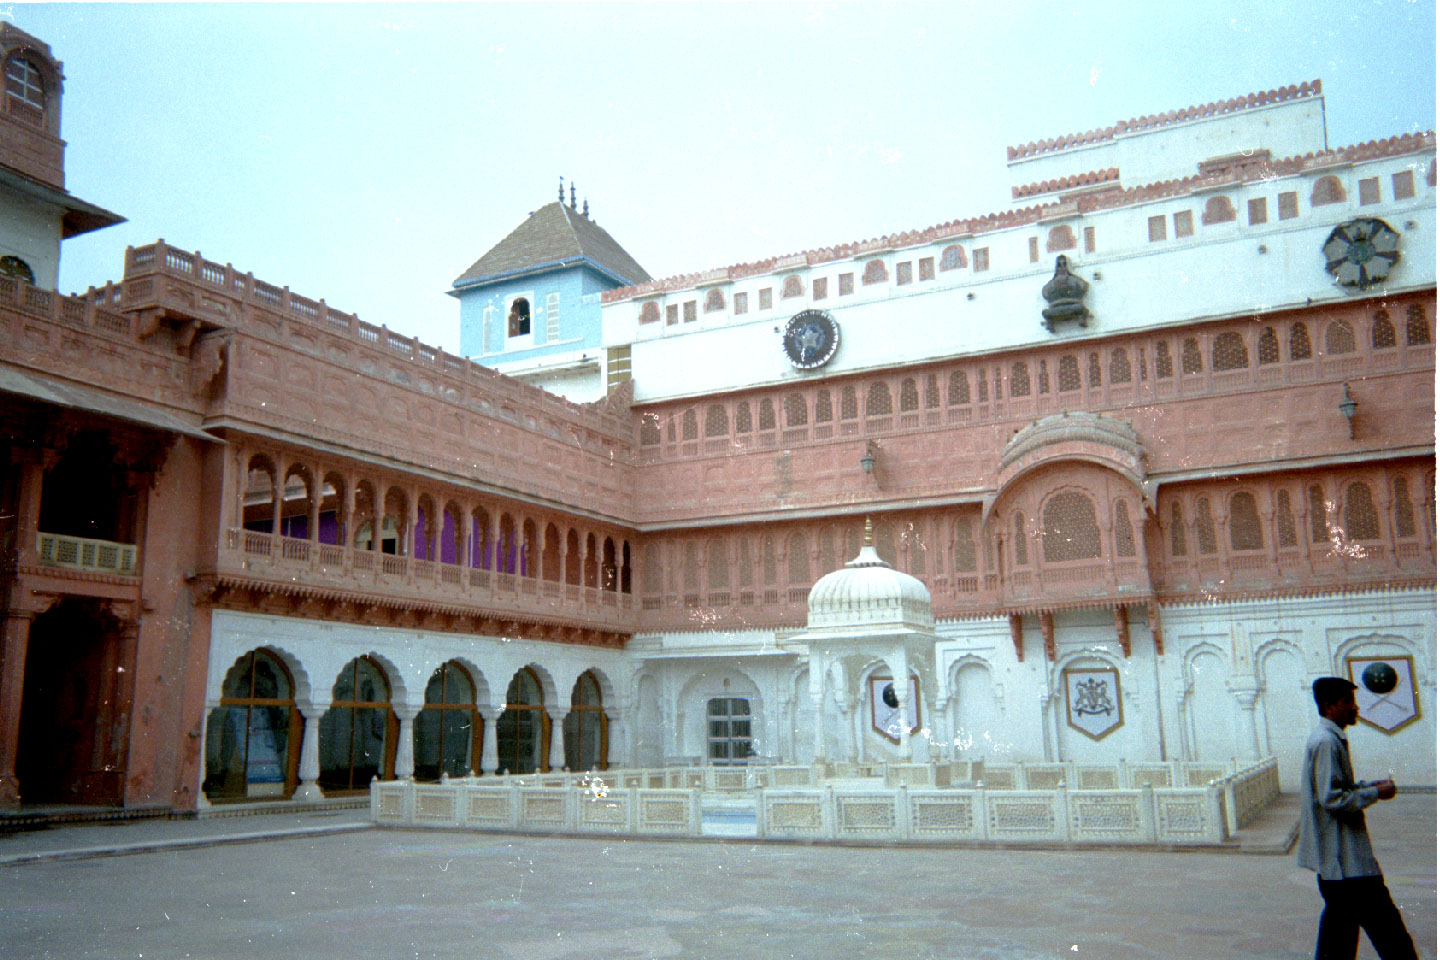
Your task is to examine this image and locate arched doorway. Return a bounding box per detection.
[413,661,480,781]
[318,657,396,793]
[563,671,608,772]
[203,649,300,801]
[495,668,548,774]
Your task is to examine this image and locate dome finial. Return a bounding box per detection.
[864,517,873,547]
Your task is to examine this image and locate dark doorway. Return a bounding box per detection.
[16,600,131,806]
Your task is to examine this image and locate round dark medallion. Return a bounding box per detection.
[1361,661,1399,696]
[782,309,840,369]
[1323,218,1400,288]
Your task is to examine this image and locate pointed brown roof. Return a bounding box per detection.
[452,202,650,290]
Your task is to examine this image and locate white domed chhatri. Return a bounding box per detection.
[807,524,934,633]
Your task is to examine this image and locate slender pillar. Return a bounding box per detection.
[838,698,856,763]
[548,709,568,771]
[1227,680,1262,761]
[393,706,418,780]
[892,651,912,761]
[0,610,35,808]
[294,703,325,801]
[479,706,499,774]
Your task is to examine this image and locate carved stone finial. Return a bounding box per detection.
[570,183,577,210]
[583,198,589,219]
[558,177,564,203]
[1040,254,1090,332]
[864,517,873,547]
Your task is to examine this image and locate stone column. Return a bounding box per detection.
[294,703,326,801]
[393,705,418,780]
[0,609,36,809]
[269,470,282,535]
[479,706,499,775]
[1227,679,1262,761]
[890,651,912,761]
[307,466,321,545]
[604,712,624,771]
[549,709,569,772]
[934,696,953,761]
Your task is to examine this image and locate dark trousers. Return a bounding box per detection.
[1315,875,1417,960]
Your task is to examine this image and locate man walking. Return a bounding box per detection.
[1298,676,1417,960]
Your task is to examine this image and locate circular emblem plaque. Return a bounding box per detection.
[1323,218,1400,288]
[782,310,840,369]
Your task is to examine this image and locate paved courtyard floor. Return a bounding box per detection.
[0,795,1433,960]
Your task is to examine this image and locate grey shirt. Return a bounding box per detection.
[1296,717,1382,880]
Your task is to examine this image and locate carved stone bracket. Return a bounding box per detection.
[1040,611,1056,661]
[1009,613,1025,662]
[1114,604,1131,657]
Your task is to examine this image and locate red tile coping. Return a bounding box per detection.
[1006,80,1324,161]
[1012,167,1120,200]
[603,130,1434,305]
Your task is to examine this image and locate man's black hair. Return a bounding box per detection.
[1312,676,1357,712]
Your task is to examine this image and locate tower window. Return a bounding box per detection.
[5,55,44,116]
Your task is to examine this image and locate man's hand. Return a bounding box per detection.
[1376,779,1397,800]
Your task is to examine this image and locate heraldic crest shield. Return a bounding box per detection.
[1064,667,1123,740]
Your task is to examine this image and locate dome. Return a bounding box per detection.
[807,539,934,631]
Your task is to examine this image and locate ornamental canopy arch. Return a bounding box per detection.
[985,411,1149,526]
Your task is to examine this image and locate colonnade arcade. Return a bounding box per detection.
[203,647,616,803]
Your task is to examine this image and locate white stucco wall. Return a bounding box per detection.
[0,184,62,289]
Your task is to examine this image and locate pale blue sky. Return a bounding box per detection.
[11,1,1436,353]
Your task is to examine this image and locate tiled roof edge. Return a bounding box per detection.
[1006,80,1323,162]
[602,129,1433,305]
[1012,167,1121,200]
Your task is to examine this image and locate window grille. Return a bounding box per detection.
[813,277,827,300]
[819,527,836,572]
[705,404,729,437]
[1311,176,1346,206]
[814,390,832,423]
[1405,305,1430,345]
[896,262,913,286]
[683,542,699,591]
[973,248,989,272]
[947,371,970,405]
[993,369,1003,401]
[683,301,696,323]
[1155,342,1174,378]
[1012,513,1028,565]
[1276,490,1297,547]
[1257,327,1279,364]
[734,401,752,434]
[641,544,662,594]
[784,392,808,427]
[1278,191,1299,220]
[1358,177,1381,205]
[1037,359,1050,393]
[1009,362,1031,396]
[782,275,803,299]
[899,378,919,412]
[866,381,892,416]
[1173,210,1194,237]
[1394,477,1416,538]
[757,399,776,431]
[1212,331,1249,371]
[839,273,854,295]
[737,539,752,587]
[545,292,560,342]
[940,246,966,270]
[1047,225,1076,252]
[1057,355,1081,392]
[682,409,698,441]
[953,517,976,572]
[923,374,940,409]
[1325,320,1355,355]
[1392,170,1416,200]
[639,301,660,324]
[666,304,679,325]
[976,376,988,402]
[919,257,935,281]
[1229,493,1263,551]
[705,289,725,312]
[1148,215,1166,242]
[1137,348,1147,380]
[1114,500,1136,557]
[840,386,858,420]
[762,536,777,585]
[1202,196,1235,224]
[758,289,772,310]
[1343,482,1380,541]
[1109,349,1131,383]
[1043,492,1102,563]
[862,260,888,285]
[1085,353,1101,388]
[1181,339,1203,374]
[788,532,809,584]
[708,539,728,589]
[734,292,748,315]
[640,414,662,446]
[1195,498,1217,555]
[1372,311,1396,349]
[910,524,926,575]
[1308,485,1329,543]
[1170,502,1187,556]
[1247,197,1268,225]
[1290,322,1312,359]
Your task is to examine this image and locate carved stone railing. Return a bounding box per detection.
[36,532,138,575]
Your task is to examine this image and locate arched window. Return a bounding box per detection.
[1012,512,1029,565]
[204,650,298,801]
[862,259,888,285]
[1201,196,1236,225]
[899,378,920,411]
[1258,327,1280,365]
[1195,498,1218,555]
[1393,476,1416,538]
[1290,322,1313,360]
[866,381,892,416]
[787,531,809,584]
[1037,359,1050,393]
[564,529,581,585]
[1109,349,1131,384]
[1009,362,1031,397]
[1229,492,1263,551]
[414,662,479,781]
[1170,502,1187,556]
[814,389,833,423]
[704,403,729,437]
[0,255,34,284]
[1047,225,1076,252]
[681,408,698,441]
[734,401,752,434]
[784,392,808,427]
[541,524,561,581]
[757,398,776,431]
[640,413,661,446]
[947,370,970,405]
[563,672,608,772]
[1212,331,1249,371]
[1087,352,1102,387]
[1057,355,1081,392]
[682,541,699,592]
[496,668,548,775]
[1154,341,1174,378]
[1308,484,1330,544]
[707,538,728,590]
[319,657,395,792]
[507,297,531,338]
[1276,490,1298,548]
[1405,305,1431,345]
[1114,500,1136,557]
[1181,338,1203,374]
[1311,175,1346,206]
[705,289,725,312]
[1042,491,1101,563]
[781,275,803,299]
[952,517,977,572]
[1324,320,1356,355]
[840,386,858,421]
[641,543,662,594]
[940,246,967,270]
[1372,311,1397,349]
[923,375,940,409]
[638,302,660,324]
[1342,482,1380,541]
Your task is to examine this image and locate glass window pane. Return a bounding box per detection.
[441,709,472,777]
[444,664,474,704]
[246,705,288,797]
[318,706,354,790]
[202,705,248,799]
[709,741,730,760]
[413,708,443,781]
[332,663,356,702]
[355,660,387,703]
[708,699,726,716]
[252,654,286,699]
[425,670,445,705]
[350,706,387,785]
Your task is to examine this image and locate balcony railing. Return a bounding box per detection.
[223,530,634,630]
[36,532,138,575]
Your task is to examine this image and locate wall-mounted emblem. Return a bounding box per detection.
[1064,667,1122,740]
[1323,218,1400,288]
[1346,655,1420,733]
[869,675,921,743]
[782,309,840,369]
